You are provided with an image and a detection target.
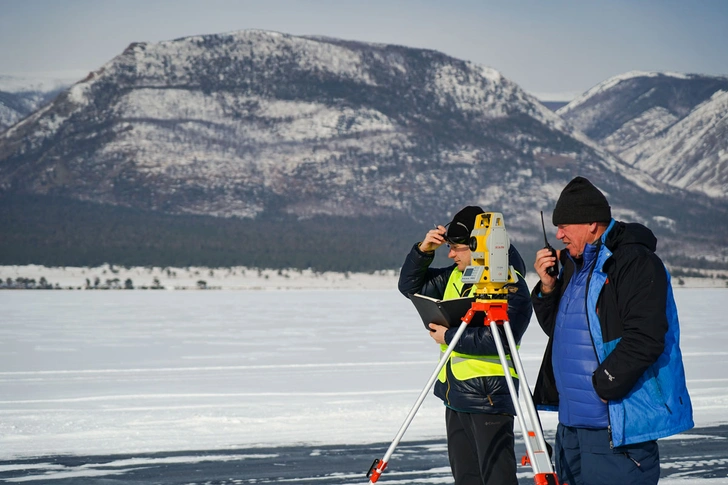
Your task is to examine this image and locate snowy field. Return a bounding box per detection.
[0,264,401,290]
[0,268,727,483]
[1,263,726,290]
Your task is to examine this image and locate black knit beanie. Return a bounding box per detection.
[445,205,484,244]
[552,176,611,225]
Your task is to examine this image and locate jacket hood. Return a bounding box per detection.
[604,221,657,253]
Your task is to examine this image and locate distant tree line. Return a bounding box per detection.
[666,255,728,271]
[0,194,428,272]
[0,275,162,290]
[1,276,58,289]
[2,195,724,277]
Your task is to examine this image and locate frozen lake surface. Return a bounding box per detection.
[1,288,727,482]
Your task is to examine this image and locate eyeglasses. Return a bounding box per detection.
[447,244,470,252]
[445,221,470,245]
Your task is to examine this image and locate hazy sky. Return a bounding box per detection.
[1,0,727,100]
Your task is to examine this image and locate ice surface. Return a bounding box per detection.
[0,283,726,484]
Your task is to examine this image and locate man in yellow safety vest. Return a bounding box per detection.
[398,205,533,485]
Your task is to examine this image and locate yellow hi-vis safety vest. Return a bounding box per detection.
[437,268,518,382]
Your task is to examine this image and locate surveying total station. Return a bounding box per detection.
[366,212,562,485]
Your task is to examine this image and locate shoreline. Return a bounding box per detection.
[0,264,400,290]
[1,264,726,290]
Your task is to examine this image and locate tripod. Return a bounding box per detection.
[367,297,561,485]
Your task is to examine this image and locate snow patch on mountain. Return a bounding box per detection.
[1,76,78,131]
[0,73,82,93]
[559,71,690,116]
[556,71,728,200]
[604,107,679,158]
[627,90,728,198]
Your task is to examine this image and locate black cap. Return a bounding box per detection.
[552,176,611,225]
[445,206,483,244]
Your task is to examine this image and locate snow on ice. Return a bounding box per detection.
[0,266,726,483]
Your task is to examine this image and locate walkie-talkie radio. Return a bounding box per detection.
[540,211,559,277]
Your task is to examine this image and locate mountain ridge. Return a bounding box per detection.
[0,74,75,131]
[558,71,728,199]
[1,30,726,272]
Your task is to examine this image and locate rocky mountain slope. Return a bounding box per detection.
[1,31,726,271]
[558,72,728,199]
[0,75,75,131]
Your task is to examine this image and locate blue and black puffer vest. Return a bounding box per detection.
[552,243,609,428]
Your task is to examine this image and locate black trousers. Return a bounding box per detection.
[445,408,518,485]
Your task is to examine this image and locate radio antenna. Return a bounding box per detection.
[540,211,558,277]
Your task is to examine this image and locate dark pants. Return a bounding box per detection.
[445,408,517,485]
[555,424,660,485]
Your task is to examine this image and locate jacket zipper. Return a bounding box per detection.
[585,244,614,448]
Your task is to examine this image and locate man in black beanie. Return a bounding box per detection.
[398,206,532,485]
[531,176,693,485]
[552,176,612,228]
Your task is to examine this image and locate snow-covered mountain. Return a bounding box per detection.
[621,90,728,199]
[0,32,668,216]
[0,31,725,269]
[0,74,79,131]
[558,71,728,199]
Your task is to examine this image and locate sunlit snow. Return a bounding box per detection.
[1,275,726,482]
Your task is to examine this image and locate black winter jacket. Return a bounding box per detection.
[398,243,533,414]
[531,221,670,408]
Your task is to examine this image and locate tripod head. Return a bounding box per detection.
[460,212,517,300]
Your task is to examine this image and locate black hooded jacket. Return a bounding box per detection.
[531,221,670,408]
[398,243,533,414]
